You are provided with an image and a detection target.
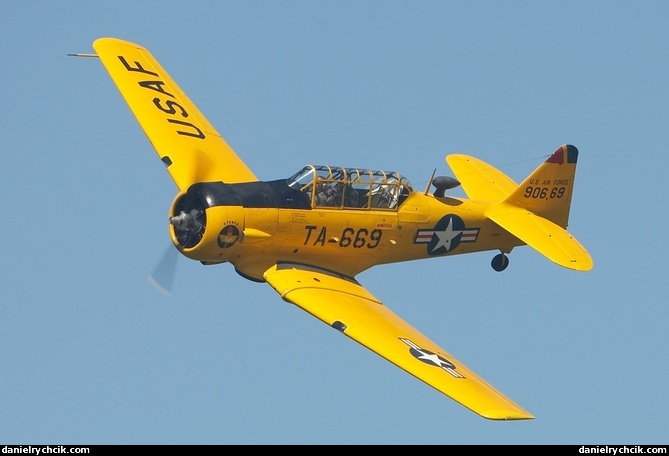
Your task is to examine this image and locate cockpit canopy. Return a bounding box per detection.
[287,165,414,210]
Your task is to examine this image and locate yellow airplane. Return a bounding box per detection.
[80,37,593,421]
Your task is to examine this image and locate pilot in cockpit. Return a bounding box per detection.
[315,179,342,206]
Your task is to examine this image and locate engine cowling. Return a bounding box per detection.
[168,185,245,263]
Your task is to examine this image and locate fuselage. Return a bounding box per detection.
[168,167,523,282]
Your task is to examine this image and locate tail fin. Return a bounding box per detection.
[503,144,579,228]
[484,145,593,271]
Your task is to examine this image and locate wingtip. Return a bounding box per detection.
[480,409,535,421]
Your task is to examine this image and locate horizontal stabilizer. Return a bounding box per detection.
[486,203,593,271]
[446,154,517,202]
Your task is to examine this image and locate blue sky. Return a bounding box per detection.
[2,0,668,445]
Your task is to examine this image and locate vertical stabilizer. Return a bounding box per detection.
[503,145,579,228]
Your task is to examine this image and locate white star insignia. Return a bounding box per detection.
[415,350,449,368]
[430,217,462,253]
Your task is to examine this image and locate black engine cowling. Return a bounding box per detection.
[168,180,310,253]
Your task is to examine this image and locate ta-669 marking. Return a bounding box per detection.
[304,226,383,248]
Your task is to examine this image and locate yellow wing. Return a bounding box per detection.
[93,37,257,190]
[264,263,534,420]
[446,154,517,202]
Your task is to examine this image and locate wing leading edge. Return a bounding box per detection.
[264,263,534,420]
[93,38,257,190]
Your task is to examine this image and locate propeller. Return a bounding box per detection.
[146,158,209,296]
[148,244,180,296]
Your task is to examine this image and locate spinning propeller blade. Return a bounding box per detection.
[148,245,179,296]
